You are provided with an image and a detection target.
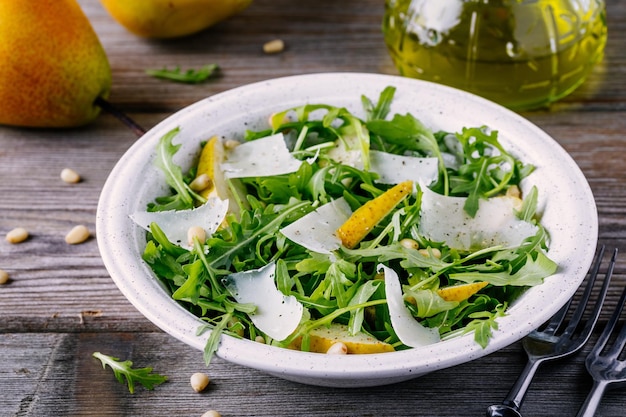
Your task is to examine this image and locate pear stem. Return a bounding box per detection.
[95,96,146,138]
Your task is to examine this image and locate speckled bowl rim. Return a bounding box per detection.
[96,72,598,387]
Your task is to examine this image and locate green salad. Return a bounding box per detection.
[132,86,557,364]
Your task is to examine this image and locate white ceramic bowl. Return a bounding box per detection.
[96,73,598,388]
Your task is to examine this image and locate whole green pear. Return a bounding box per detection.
[0,0,112,128]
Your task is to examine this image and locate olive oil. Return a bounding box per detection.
[383,0,607,111]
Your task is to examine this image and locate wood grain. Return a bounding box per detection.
[1,0,626,416]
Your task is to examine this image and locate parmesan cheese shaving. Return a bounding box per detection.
[224,262,304,341]
[130,197,228,246]
[418,185,539,251]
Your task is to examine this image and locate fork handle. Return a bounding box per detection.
[501,358,542,410]
[576,380,609,417]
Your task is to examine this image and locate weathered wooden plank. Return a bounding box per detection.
[2,332,625,417]
[1,0,626,415]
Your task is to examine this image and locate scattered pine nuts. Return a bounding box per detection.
[201,411,221,417]
[0,269,9,285]
[263,39,285,54]
[187,226,207,246]
[189,174,212,192]
[326,341,348,355]
[65,225,90,245]
[190,372,210,393]
[60,168,81,183]
[6,227,29,244]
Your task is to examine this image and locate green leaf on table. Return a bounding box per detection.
[92,352,168,394]
[146,64,219,84]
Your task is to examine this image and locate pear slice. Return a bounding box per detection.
[437,281,489,302]
[336,180,413,249]
[194,137,248,217]
[289,323,395,354]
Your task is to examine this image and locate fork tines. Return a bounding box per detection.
[534,246,615,355]
[586,284,626,369]
[576,259,625,417]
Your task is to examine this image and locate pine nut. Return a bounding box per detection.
[254,335,266,344]
[190,372,210,393]
[263,39,285,54]
[60,168,81,183]
[327,342,348,355]
[223,139,241,150]
[201,411,221,417]
[6,227,29,244]
[227,317,245,337]
[399,238,418,250]
[506,185,521,199]
[0,269,9,285]
[418,247,442,259]
[65,225,90,244]
[187,226,206,246]
[189,174,212,192]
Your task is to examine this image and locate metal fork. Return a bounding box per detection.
[487,246,616,417]
[576,284,626,417]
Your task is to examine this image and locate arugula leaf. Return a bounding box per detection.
[311,259,356,308]
[269,103,373,171]
[366,113,437,153]
[449,251,557,287]
[149,127,206,212]
[146,64,219,84]
[92,352,168,394]
[367,113,449,193]
[517,185,539,222]
[295,252,332,275]
[362,86,396,121]
[404,289,459,318]
[347,280,381,335]
[141,240,187,290]
[172,259,207,303]
[452,126,532,217]
[205,200,311,271]
[197,310,233,366]
[463,303,507,348]
[147,221,188,258]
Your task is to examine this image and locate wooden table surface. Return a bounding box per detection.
[2,1,625,416]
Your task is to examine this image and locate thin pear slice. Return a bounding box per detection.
[293,323,395,354]
[438,281,489,302]
[195,136,248,217]
[336,180,413,249]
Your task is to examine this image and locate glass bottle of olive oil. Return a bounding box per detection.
[383,0,607,111]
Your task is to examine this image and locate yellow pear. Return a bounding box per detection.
[99,0,253,39]
[0,0,112,128]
